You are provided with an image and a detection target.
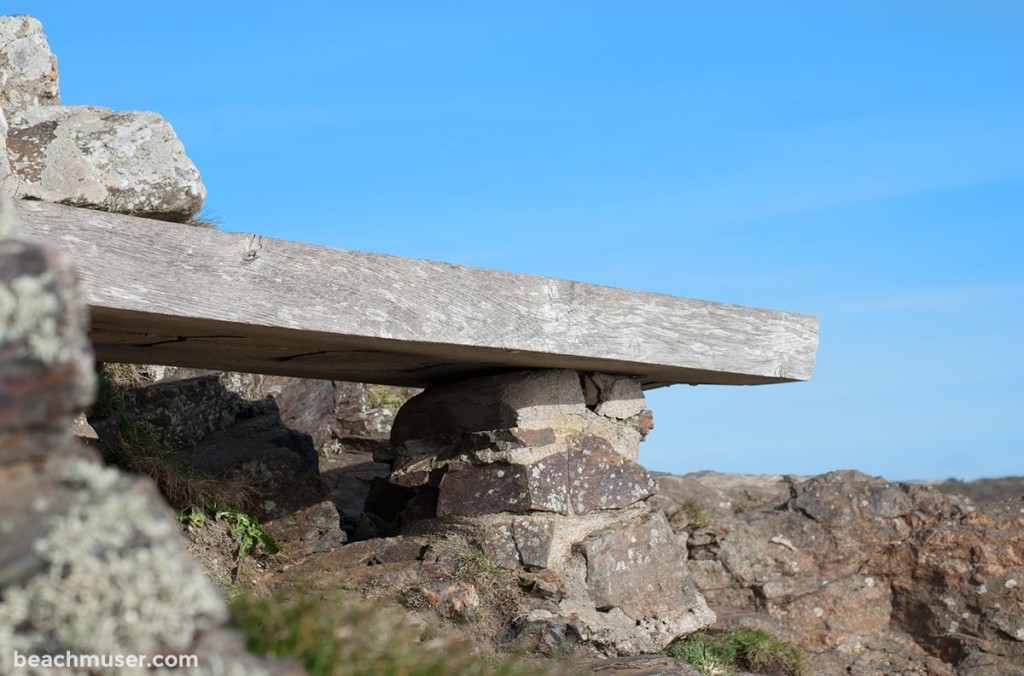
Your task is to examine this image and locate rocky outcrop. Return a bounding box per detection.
[6,105,206,221]
[0,16,59,112]
[0,14,205,221]
[655,469,1024,675]
[0,222,295,674]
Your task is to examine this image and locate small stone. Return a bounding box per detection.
[416,580,480,623]
[567,435,657,515]
[513,613,581,657]
[631,409,655,439]
[72,412,97,440]
[588,373,645,420]
[436,458,569,516]
[519,570,563,599]
[512,517,555,569]
[481,523,520,569]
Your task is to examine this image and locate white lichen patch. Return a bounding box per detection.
[0,459,226,672]
[0,268,64,363]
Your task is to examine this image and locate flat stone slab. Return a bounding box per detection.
[15,200,819,388]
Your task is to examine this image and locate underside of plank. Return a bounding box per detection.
[14,200,819,389]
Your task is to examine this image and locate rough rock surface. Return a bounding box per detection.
[378,369,657,529]
[357,368,712,656]
[0,228,294,674]
[656,469,1024,675]
[122,366,412,456]
[927,476,1024,505]
[0,108,11,195]
[6,105,205,222]
[0,15,59,113]
[90,369,348,562]
[580,511,695,618]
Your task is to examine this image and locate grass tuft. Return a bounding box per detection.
[668,497,714,529]
[188,208,223,229]
[229,592,553,676]
[666,629,807,676]
[92,363,254,512]
[366,384,416,410]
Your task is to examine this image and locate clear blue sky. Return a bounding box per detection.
[15,2,1022,480]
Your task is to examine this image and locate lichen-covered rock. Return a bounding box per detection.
[0,233,94,436]
[6,105,205,222]
[0,234,294,674]
[0,108,13,196]
[567,434,657,514]
[0,459,227,660]
[391,369,587,443]
[869,497,1024,670]
[122,366,410,456]
[99,371,243,450]
[0,15,60,113]
[437,459,570,516]
[387,369,647,473]
[579,510,699,618]
[512,516,555,569]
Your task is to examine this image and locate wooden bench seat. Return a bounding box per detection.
[15,200,818,389]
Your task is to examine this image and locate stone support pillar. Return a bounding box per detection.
[371,370,657,555]
[368,368,715,653]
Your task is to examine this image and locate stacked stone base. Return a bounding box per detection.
[368,369,714,654]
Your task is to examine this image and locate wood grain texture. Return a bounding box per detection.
[15,200,819,388]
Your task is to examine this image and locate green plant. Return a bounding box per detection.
[215,508,282,559]
[666,633,734,675]
[177,505,207,528]
[668,497,714,529]
[365,385,407,410]
[666,630,807,676]
[725,629,807,676]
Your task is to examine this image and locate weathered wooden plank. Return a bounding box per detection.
[14,200,819,388]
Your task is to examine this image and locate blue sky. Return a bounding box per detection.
[16,1,1022,479]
